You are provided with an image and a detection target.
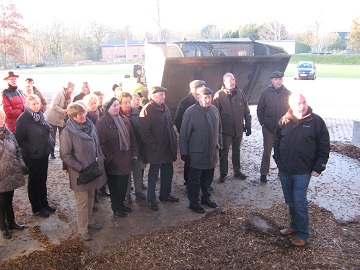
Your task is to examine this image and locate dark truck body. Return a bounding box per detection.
[141,40,291,113]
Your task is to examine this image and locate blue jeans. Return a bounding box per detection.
[147,163,173,203]
[220,134,243,176]
[279,171,311,241]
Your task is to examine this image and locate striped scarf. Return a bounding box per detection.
[113,115,130,151]
[25,107,53,132]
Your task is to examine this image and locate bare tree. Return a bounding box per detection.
[153,0,161,41]
[258,21,287,40]
[48,21,67,65]
[0,0,28,69]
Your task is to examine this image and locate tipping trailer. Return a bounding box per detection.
[135,40,291,113]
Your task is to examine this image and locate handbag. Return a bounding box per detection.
[77,157,103,185]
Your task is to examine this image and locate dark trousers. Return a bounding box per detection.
[107,174,129,213]
[183,162,191,184]
[187,167,214,205]
[50,124,64,154]
[147,163,173,203]
[25,156,49,213]
[220,134,243,176]
[260,125,275,175]
[0,191,15,230]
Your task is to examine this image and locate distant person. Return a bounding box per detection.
[96,97,138,218]
[273,93,330,247]
[25,78,47,111]
[45,82,75,158]
[73,82,90,102]
[213,72,251,182]
[257,71,291,182]
[15,94,56,218]
[139,86,179,211]
[1,71,26,133]
[60,102,107,241]
[92,90,105,118]
[175,79,206,186]
[0,109,27,239]
[179,86,222,214]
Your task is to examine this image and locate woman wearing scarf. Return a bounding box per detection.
[15,94,56,218]
[119,92,146,201]
[96,97,138,218]
[60,102,107,241]
[45,82,75,158]
[0,109,27,239]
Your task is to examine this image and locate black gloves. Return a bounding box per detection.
[243,125,251,136]
[181,155,190,164]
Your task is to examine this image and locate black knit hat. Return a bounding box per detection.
[103,97,118,111]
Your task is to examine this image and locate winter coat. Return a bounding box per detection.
[174,92,197,132]
[273,107,330,175]
[60,118,107,191]
[96,112,138,175]
[179,102,222,170]
[1,85,26,133]
[257,84,291,133]
[0,126,26,192]
[213,86,251,137]
[15,110,55,159]
[139,100,177,164]
[45,90,68,127]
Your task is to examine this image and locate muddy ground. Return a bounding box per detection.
[0,108,359,269]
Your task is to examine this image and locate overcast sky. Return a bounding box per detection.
[14,0,360,35]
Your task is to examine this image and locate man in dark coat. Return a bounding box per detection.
[273,93,330,247]
[139,86,179,211]
[213,72,251,182]
[257,71,291,182]
[180,86,222,214]
[175,79,206,186]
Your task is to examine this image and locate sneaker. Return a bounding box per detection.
[34,209,50,218]
[260,175,268,182]
[189,204,206,214]
[135,192,146,200]
[234,171,247,179]
[148,202,159,211]
[88,223,102,230]
[80,232,92,241]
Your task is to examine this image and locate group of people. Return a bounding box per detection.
[0,69,330,247]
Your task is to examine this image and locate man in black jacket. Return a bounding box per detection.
[175,80,206,186]
[257,71,291,182]
[273,93,330,247]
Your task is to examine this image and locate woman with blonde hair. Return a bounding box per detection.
[60,102,107,241]
[45,82,75,158]
[0,109,27,239]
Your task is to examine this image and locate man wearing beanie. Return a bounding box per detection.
[139,86,179,211]
[257,71,291,183]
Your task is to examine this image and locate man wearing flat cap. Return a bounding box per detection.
[257,71,291,183]
[213,72,251,183]
[139,86,179,211]
[175,79,206,186]
[180,86,222,214]
[2,71,26,133]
